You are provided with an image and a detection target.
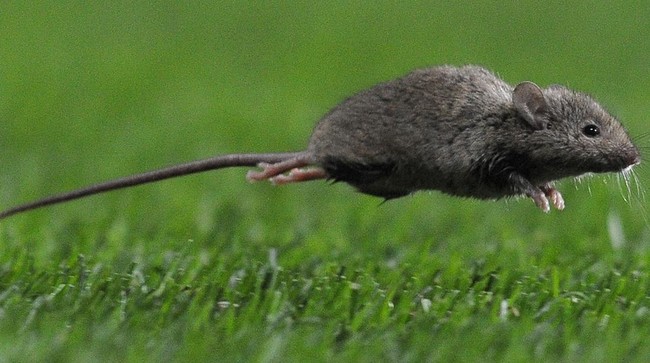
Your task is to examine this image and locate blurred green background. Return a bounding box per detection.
[0,2,649,361]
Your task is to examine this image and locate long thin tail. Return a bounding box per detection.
[0,152,307,220]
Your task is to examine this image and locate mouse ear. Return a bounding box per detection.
[513,82,547,130]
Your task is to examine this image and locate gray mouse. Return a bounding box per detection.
[0,65,641,219]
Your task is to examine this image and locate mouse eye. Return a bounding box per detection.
[582,124,600,137]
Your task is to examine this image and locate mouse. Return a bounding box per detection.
[0,65,641,219]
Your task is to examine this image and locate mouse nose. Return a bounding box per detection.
[626,147,641,167]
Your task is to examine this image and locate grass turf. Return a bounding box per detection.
[1,2,649,362]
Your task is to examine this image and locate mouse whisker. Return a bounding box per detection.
[616,171,629,204]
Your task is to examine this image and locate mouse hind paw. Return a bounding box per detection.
[246,155,327,185]
[269,167,328,185]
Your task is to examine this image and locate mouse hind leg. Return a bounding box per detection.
[246,153,328,184]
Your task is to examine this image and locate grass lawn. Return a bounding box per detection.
[1,2,649,362]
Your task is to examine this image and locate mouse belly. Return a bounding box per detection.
[335,164,528,201]
[319,158,488,200]
[335,173,516,201]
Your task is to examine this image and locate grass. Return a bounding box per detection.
[1,2,649,362]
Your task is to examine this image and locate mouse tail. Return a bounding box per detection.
[0,151,312,219]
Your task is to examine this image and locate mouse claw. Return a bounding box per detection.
[246,170,262,182]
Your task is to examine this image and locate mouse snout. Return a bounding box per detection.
[623,146,641,168]
[601,145,641,173]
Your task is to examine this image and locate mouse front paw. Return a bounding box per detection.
[541,184,565,210]
[530,191,551,213]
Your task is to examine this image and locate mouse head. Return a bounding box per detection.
[512,82,640,179]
